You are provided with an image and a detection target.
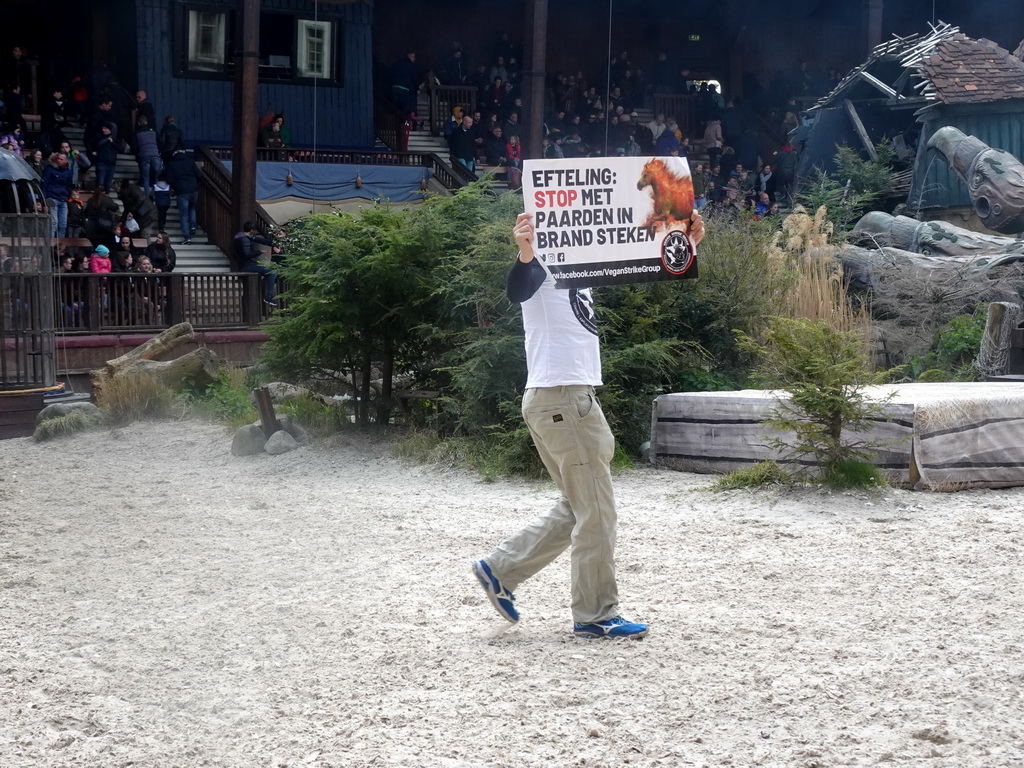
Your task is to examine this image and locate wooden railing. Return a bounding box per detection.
[425,84,478,136]
[52,272,286,334]
[193,147,277,268]
[374,97,406,151]
[653,93,699,139]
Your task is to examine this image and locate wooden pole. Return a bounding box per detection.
[232,0,260,232]
[523,0,548,160]
[867,0,884,51]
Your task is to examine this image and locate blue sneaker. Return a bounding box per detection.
[573,615,648,638]
[472,559,519,623]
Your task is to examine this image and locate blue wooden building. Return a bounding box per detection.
[5,0,375,150]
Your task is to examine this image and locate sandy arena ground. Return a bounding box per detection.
[2,419,1023,767]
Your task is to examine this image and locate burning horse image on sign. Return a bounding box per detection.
[637,158,697,276]
[637,158,695,235]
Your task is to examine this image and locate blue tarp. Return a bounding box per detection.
[224,161,430,203]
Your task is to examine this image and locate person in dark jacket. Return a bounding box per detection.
[234,221,280,305]
[158,116,185,161]
[164,148,198,243]
[390,51,420,118]
[133,114,162,196]
[92,122,119,190]
[41,152,74,238]
[134,90,156,131]
[145,231,176,273]
[118,179,157,235]
[448,114,479,172]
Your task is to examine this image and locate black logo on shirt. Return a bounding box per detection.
[570,288,598,336]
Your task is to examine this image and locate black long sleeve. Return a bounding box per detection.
[506,257,547,303]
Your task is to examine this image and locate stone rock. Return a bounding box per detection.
[265,429,299,455]
[232,424,267,456]
[35,401,102,425]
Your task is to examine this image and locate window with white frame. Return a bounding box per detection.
[188,10,227,71]
[297,20,332,79]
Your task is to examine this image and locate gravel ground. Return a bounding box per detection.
[2,419,1023,767]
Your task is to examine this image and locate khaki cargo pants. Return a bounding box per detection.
[485,385,619,624]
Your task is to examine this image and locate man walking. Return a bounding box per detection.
[164,148,198,244]
[472,210,705,638]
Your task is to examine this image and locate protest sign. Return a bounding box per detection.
[522,155,698,289]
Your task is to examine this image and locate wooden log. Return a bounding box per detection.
[105,322,195,374]
[117,347,223,390]
[253,386,281,438]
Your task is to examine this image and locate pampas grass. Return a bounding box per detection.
[96,372,178,425]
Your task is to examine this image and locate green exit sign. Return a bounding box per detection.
[689,34,701,41]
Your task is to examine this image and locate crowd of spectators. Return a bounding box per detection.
[393,36,838,209]
[1,45,202,257]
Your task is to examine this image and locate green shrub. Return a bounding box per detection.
[932,311,986,379]
[822,458,886,488]
[277,393,353,436]
[180,368,258,427]
[737,316,894,483]
[714,460,789,490]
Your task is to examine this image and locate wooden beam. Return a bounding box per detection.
[843,99,877,160]
[523,0,548,159]
[231,0,260,234]
[856,70,899,99]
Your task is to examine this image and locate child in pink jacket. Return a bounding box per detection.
[89,244,112,273]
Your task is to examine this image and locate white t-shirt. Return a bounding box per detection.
[520,272,602,388]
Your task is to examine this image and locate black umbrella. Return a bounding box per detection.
[0,147,40,182]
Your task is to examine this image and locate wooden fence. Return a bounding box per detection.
[52,272,284,334]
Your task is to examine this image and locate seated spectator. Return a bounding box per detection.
[655,122,681,155]
[561,128,585,157]
[133,255,163,324]
[145,231,176,273]
[505,134,523,190]
[542,135,564,159]
[71,253,92,273]
[489,57,510,84]
[110,235,139,272]
[502,111,522,139]
[754,191,771,218]
[89,244,112,273]
[0,124,26,155]
[484,126,508,166]
[758,164,776,200]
